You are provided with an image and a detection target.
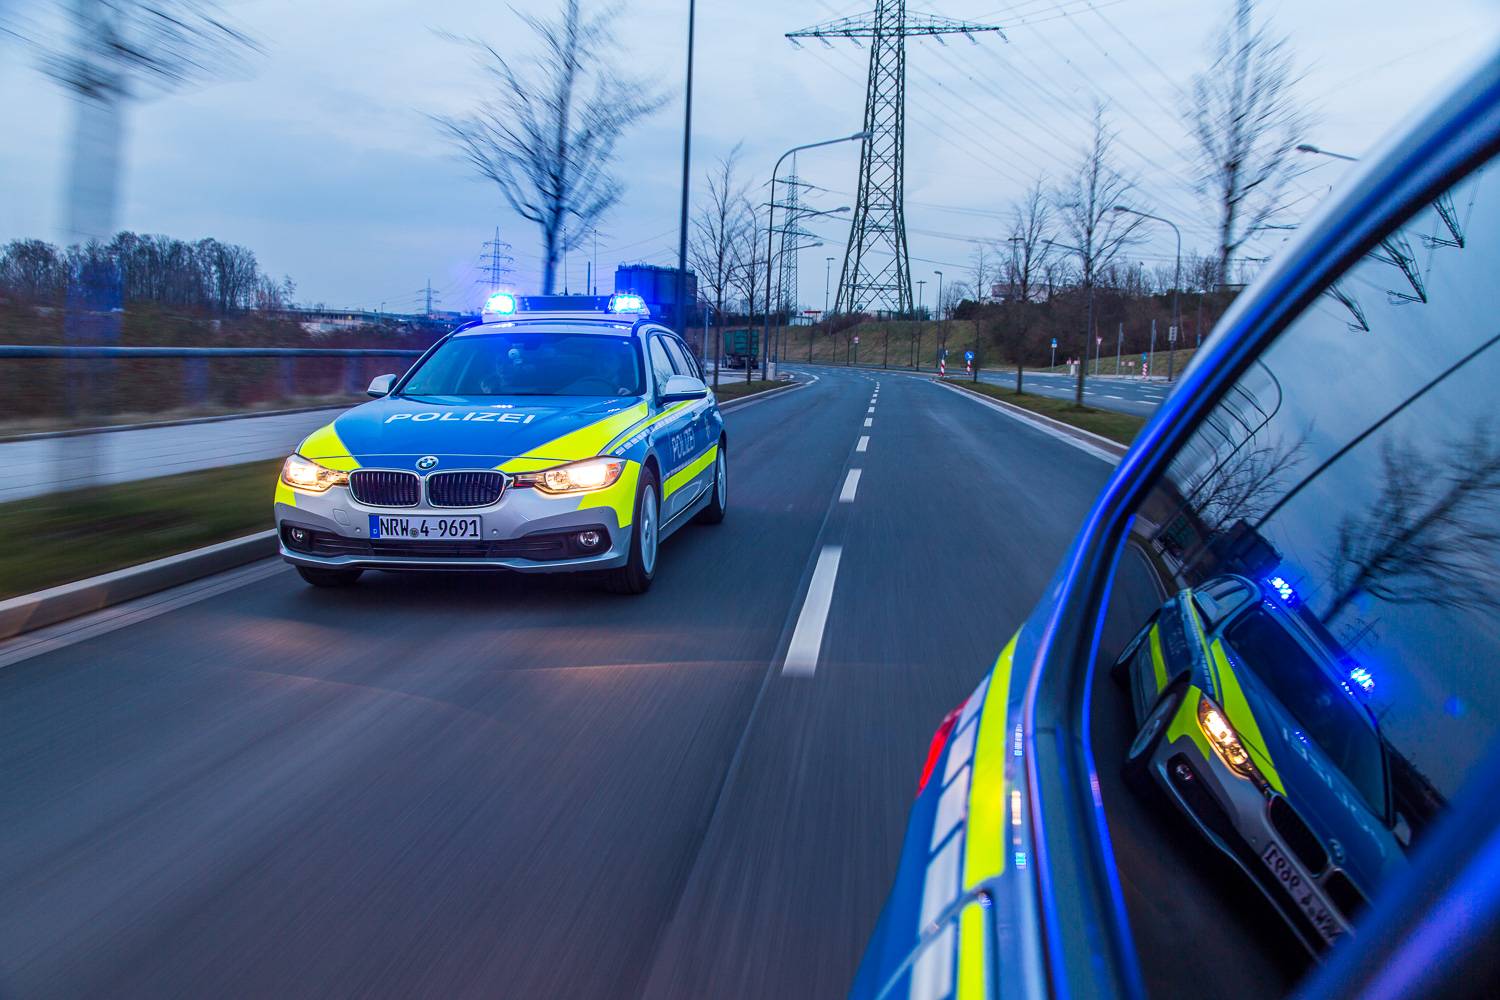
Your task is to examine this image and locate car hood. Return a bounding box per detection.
[1239,673,1405,891]
[302,394,649,471]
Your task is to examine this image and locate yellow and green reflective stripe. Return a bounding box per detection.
[963,632,1018,892]
[956,901,989,1000]
[1148,623,1169,694]
[297,423,360,471]
[664,445,717,498]
[498,402,649,472]
[1165,683,1215,760]
[274,479,298,508]
[603,400,696,453]
[575,460,641,527]
[1209,639,1285,795]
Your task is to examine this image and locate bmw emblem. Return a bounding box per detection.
[417,455,439,471]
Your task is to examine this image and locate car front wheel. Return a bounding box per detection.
[606,467,659,595]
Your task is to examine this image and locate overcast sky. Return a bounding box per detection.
[2,0,1497,312]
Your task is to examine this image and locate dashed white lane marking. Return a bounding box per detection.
[856,435,870,452]
[782,545,843,677]
[864,417,873,427]
[839,468,862,502]
[867,406,875,414]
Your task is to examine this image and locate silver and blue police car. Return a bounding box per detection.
[274,292,727,594]
[1112,574,1405,952]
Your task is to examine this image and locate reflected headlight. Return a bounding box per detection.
[1197,695,1268,789]
[517,456,626,494]
[281,454,349,492]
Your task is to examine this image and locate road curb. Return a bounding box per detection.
[716,379,802,410]
[935,379,1129,462]
[0,530,278,641]
[0,403,353,444]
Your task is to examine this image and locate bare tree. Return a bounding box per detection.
[1185,0,1308,282]
[689,146,752,385]
[435,0,666,294]
[1055,106,1143,403]
[1322,431,1500,624]
[990,178,1055,392]
[1184,432,1308,535]
[6,1,259,244]
[728,203,767,382]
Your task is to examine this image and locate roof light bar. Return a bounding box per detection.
[483,292,517,316]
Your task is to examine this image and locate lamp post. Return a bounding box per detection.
[933,270,944,372]
[672,0,696,340]
[1296,143,1358,162]
[914,279,926,368]
[1114,206,1182,381]
[762,132,869,380]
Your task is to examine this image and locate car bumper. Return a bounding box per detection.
[274,480,632,573]
[1146,698,1354,952]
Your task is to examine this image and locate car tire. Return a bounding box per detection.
[605,466,659,595]
[1123,681,1184,791]
[694,443,727,524]
[297,566,363,588]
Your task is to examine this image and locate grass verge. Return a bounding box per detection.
[711,379,786,402]
[0,459,279,600]
[941,378,1144,446]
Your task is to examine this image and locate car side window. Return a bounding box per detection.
[1093,159,1500,995]
[663,337,700,380]
[648,336,676,393]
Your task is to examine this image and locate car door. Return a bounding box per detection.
[646,332,700,522]
[854,52,1500,1000]
[659,334,717,509]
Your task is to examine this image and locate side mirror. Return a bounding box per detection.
[367,373,396,398]
[659,373,709,403]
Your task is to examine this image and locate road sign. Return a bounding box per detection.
[964,350,974,362]
[853,335,860,344]
[1050,338,1057,348]
[1168,325,1178,343]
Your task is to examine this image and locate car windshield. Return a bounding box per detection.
[1223,606,1387,817]
[400,331,643,397]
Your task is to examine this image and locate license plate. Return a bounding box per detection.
[1262,843,1341,943]
[369,515,482,540]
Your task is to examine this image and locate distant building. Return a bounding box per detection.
[615,264,697,327]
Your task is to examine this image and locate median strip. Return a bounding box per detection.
[939,378,1143,446]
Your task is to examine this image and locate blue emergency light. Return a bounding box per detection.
[608,292,649,315]
[483,291,517,315]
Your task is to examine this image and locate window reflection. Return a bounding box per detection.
[1096,163,1500,996]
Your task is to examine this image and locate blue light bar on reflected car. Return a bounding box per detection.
[608,292,649,315]
[483,292,517,315]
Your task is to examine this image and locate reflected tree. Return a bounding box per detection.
[1322,430,1500,623]
[1185,431,1307,534]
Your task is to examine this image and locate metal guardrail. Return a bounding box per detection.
[0,346,426,359]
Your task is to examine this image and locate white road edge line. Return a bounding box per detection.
[840,468,861,502]
[782,545,843,677]
[856,435,870,452]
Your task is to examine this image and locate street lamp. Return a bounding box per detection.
[933,270,944,373]
[1114,205,1182,381]
[914,279,926,368]
[1296,143,1359,162]
[762,132,869,380]
[672,0,696,341]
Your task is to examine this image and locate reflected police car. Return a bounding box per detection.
[1112,574,1406,951]
[274,292,726,594]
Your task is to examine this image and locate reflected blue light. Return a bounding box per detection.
[1348,665,1375,694]
[1267,576,1295,602]
[484,292,517,315]
[1013,851,1027,869]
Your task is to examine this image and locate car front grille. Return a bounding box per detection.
[427,471,506,507]
[1269,795,1328,874]
[288,527,608,562]
[349,470,420,507]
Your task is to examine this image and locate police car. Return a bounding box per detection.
[1111,575,1405,952]
[274,292,726,594]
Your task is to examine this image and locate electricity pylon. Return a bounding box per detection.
[788,3,1001,315]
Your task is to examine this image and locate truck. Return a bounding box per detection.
[721,328,760,369]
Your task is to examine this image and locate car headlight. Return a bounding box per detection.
[517,456,626,494]
[1197,694,1268,789]
[281,454,349,492]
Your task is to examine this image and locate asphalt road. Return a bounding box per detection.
[0,368,1113,998]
